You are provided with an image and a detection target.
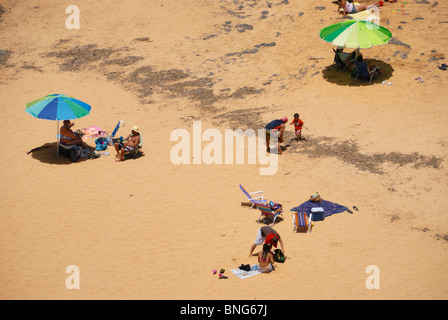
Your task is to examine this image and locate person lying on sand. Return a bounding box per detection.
[337,0,379,16]
[265,117,288,154]
[256,244,276,273]
[249,225,285,258]
[60,120,90,149]
[114,125,141,162]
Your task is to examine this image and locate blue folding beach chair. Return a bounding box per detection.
[239,184,267,208]
[104,120,125,145]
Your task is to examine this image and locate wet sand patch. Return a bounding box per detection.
[289,136,443,174]
[43,42,267,109]
[212,107,269,130]
[0,5,5,22]
[44,44,120,71]
[0,49,11,66]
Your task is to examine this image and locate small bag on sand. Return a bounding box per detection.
[238,264,251,271]
[273,249,285,263]
[309,192,321,203]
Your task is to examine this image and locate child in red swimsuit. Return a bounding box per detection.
[290,113,307,142]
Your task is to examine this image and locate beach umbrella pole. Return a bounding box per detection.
[56,120,59,158]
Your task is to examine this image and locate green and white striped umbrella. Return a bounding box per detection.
[319,19,392,49]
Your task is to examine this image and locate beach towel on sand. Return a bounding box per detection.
[291,199,348,220]
[231,265,261,279]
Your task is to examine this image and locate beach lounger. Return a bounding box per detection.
[292,211,313,233]
[255,201,283,225]
[239,184,267,208]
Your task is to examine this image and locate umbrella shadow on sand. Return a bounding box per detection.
[322,59,394,86]
[27,142,89,165]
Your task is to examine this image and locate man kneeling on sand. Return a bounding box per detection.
[114,125,141,162]
[249,225,285,258]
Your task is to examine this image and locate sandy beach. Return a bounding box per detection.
[0,0,447,300]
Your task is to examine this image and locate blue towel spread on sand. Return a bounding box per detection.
[290,199,348,220]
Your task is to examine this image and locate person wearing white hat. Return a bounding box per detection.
[114,125,141,162]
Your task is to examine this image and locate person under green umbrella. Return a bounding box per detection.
[320,18,392,77]
[353,54,381,80]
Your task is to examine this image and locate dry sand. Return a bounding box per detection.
[0,0,447,300]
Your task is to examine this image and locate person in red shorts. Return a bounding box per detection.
[290,113,308,142]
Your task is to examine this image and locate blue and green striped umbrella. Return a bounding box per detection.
[25,94,92,157]
[25,94,91,120]
[320,19,392,49]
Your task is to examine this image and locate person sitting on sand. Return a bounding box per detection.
[265,117,288,154]
[354,54,380,80]
[337,0,379,16]
[114,125,141,162]
[290,113,308,142]
[60,120,90,149]
[249,225,285,258]
[256,244,276,273]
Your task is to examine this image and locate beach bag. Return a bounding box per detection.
[238,264,251,272]
[69,146,80,162]
[95,137,108,151]
[269,201,282,210]
[309,192,322,203]
[273,249,285,263]
[79,147,90,158]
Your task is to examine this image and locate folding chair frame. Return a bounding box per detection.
[239,184,268,208]
[352,65,378,83]
[255,203,284,226]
